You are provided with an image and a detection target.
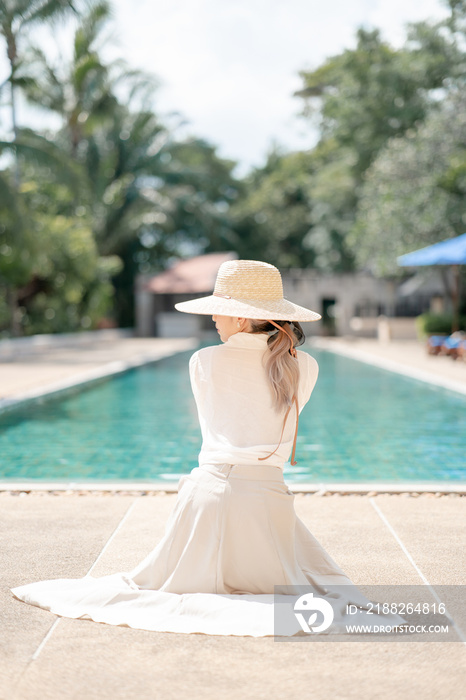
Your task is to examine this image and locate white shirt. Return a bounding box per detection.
[189,332,319,468]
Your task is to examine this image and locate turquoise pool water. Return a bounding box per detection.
[0,347,465,483]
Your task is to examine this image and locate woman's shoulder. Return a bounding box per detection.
[189,343,221,367]
[189,344,226,385]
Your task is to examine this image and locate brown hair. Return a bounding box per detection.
[248,320,305,411]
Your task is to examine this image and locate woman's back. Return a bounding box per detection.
[190,332,318,467]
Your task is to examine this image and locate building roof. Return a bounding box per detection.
[146,252,237,294]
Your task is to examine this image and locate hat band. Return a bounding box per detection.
[213,292,285,302]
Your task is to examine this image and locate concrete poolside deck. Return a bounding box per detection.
[2,492,465,700]
[1,334,465,699]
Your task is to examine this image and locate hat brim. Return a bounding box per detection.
[174,295,321,322]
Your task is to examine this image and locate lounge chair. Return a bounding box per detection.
[426,335,448,355]
[426,332,466,359]
[457,339,466,362]
[441,332,466,360]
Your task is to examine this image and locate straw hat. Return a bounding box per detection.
[174,260,321,322]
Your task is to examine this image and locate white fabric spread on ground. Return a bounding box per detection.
[12,333,405,636]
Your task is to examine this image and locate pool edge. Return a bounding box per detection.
[1,481,465,494]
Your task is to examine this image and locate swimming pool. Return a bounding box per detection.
[0,347,465,484]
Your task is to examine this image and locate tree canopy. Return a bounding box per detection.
[0,0,239,332]
[1,0,466,335]
[352,90,466,276]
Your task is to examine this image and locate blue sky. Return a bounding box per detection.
[1,0,449,174]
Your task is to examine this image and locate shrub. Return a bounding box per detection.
[416,312,466,337]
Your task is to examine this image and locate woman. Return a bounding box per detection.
[12,260,404,636]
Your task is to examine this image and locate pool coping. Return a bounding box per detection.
[1,481,464,494]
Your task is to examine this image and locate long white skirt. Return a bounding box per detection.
[12,464,405,636]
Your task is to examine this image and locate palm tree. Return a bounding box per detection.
[1,1,240,327]
[23,0,160,156]
[0,0,79,171]
[24,0,122,156]
[0,1,87,334]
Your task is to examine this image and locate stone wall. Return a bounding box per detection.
[282,271,397,337]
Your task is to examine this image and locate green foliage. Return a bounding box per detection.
[0,128,83,192]
[229,150,315,268]
[0,0,80,129]
[294,9,466,278]
[352,90,466,275]
[108,137,241,326]
[23,1,120,155]
[229,145,357,272]
[297,28,449,178]
[416,312,466,336]
[0,158,123,335]
[1,0,240,332]
[303,145,357,271]
[3,0,466,335]
[0,171,33,287]
[18,215,122,334]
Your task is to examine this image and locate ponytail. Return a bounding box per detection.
[249,320,305,411]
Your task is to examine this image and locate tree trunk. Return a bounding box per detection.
[10,79,21,187]
[5,285,21,337]
[440,267,452,309]
[452,265,460,333]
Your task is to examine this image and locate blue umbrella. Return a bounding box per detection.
[397,232,466,266]
[397,233,466,332]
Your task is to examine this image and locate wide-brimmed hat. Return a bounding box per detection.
[174,260,321,322]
